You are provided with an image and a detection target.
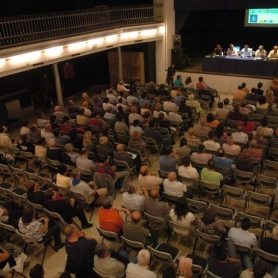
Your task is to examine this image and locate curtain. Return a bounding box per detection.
[175,10,191,33]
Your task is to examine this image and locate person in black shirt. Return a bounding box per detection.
[256,82,264,96]
[19,134,35,154]
[166,64,176,85]
[64,224,97,278]
[26,180,45,205]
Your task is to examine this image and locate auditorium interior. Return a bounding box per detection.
[0,0,278,277]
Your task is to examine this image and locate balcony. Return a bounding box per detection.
[0,4,163,49]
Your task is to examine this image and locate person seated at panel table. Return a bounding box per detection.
[255,45,267,58]
[268,45,278,59]
[213,44,223,56]
[240,44,252,57]
[226,44,238,56]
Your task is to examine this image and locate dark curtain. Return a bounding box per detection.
[174,0,278,11]
[175,10,191,34]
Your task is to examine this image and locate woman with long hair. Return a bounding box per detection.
[206,113,219,127]
[184,76,194,88]
[239,114,255,133]
[169,197,195,232]
[215,123,227,139]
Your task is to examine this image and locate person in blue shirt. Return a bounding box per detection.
[159,147,179,173]
[213,148,233,170]
[173,75,184,88]
[240,45,252,57]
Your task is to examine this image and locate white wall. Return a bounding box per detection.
[155,0,175,83]
[176,72,272,95]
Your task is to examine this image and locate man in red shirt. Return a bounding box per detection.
[242,140,263,160]
[98,196,131,235]
[88,111,104,129]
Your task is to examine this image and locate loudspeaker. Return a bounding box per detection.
[171,48,184,62]
[173,34,181,50]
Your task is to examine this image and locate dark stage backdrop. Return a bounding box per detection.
[179,9,277,59]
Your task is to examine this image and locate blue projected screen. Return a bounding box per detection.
[245,8,278,27]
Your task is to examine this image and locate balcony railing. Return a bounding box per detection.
[0,4,163,49]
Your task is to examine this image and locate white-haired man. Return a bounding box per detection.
[186,94,202,114]
[126,249,157,278]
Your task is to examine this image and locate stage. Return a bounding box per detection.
[175,57,273,95]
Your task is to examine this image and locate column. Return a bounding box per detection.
[154,0,175,84]
[52,63,64,108]
[117,46,123,82]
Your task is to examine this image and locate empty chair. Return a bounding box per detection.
[186,198,209,214]
[96,227,120,243]
[234,169,254,185]
[120,236,145,253]
[10,166,29,188]
[71,191,94,221]
[209,204,236,223]
[244,191,272,219]
[158,169,170,179]
[113,159,136,181]
[0,220,17,242]
[256,249,278,265]
[222,185,246,207]
[147,243,180,266]
[34,155,48,172]
[46,158,61,178]
[255,174,277,193]
[162,192,180,206]
[199,181,222,199]
[0,165,13,182]
[192,230,220,254]
[93,172,115,197]
[262,159,278,175]
[269,147,278,161]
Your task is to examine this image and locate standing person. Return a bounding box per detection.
[166,64,176,85]
[42,74,53,109]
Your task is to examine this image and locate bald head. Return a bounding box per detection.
[249,139,257,148]
[140,165,149,176]
[188,128,195,136]
[116,144,124,152]
[150,189,159,200]
[131,211,141,223]
[54,106,61,112]
[168,172,177,181]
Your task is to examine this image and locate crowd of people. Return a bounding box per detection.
[0,78,278,278]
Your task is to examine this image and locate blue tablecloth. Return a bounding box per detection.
[202,56,278,77]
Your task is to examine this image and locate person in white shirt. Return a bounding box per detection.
[203,131,221,151]
[255,45,267,58]
[226,44,237,56]
[82,101,92,117]
[231,125,249,143]
[127,91,139,106]
[222,136,241,155]
[130,119,144,135]
[267,45,278,59]
[122,182,148,212]
[126,249,157,278]
[168,106,183,124]
[163,96,178,112]
[103,97,117,113]
[20,122,30,136]
[228,217,257,248]
[256,118,274,137]
[178,157,199,186]
[138,166,162,190]
[106,89,118,104]
[163,172,187,197]
[117,81,129,93]
[128,107,143,124]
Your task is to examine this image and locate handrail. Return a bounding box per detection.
[0,4,163,49]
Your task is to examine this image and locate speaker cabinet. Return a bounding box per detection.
[171,48,184,62]
[173,34,181,50]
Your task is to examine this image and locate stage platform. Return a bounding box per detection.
[175,58,273,95]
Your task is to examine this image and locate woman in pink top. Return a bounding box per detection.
[239,114,255,133]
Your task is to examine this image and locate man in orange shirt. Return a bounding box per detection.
[233,85,246,104]
[99,196,131,235]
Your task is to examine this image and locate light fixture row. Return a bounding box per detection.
[0,26,165,66]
